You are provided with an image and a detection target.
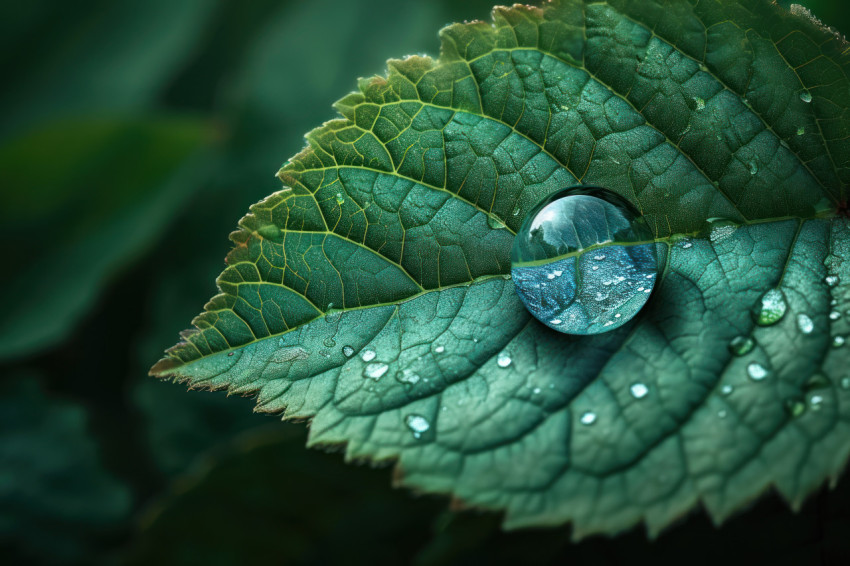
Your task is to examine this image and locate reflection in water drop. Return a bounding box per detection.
[833,336,846,348]
[797,313,814,334]
[579,411,597,425]
[435,345,445,354]
[841,377,850,390]
[826,275,840,287]
[830,311,841,321]
[800,90,813,103]
[397,368,420,385]
[342,345,355,358]
[510,186,657,335]
[360,349,376,362]
[747,362,769,381]
[753,289,787,326]
[728,336,755,356]
[405,414,430,439]
[721,384,734,396]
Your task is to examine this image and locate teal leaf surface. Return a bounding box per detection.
[152,0,850,536]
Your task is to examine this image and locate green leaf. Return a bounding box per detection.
[152,0,850,536]
[0,117,211,360]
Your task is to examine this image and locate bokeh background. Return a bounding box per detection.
[1,1,849,564]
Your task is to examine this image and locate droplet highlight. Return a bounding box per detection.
[405,414,430,439]
[363,362,388,380]
[510,186,658,335]
[342,345,355,358]
[797,313,814,334]
[753,289,787,326]
[579,411,597,425]
[360,349,376,362]
[747,362,769,381]
[497,351,512,368]
[728,336,755,356]
[630,383,649,399]
[800,90,812,103]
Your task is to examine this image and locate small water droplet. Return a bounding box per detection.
[718,409,728,419]
[335,192,345,205]
[800,90,812,103]
[630,383,649,399]
[832,335,845,348]
[342,345,355,358]
[532,387,541,394]
[497,351,512,368]
[796,126,805,136]
[748,159,759,175]
[810,394,824,411]
[830,311,841,321]
[728,336,755,356]
[512,205,521,216]
[364,362,389,380]
[547,273,556,280]
[435,345,445,354]
[840,376,850,390]
[397,368,421,385]
[553,270,563,277]
[693,96,705,110]
[785,398,806,418]
[323,337,336,348]
[580,411,597,425]
[591,265,599,271]
[681,241,693,249]
[753,288,787,326]
[747,362,769,381]
[593,254,606,261]
[550,319,562,325]
[826,275,840,287]
[227,352,234,357]
[487,215,507,230]
[405,414,430,438]
[721,384,734,396]
[797,313,814,334]
[361,349,376,362]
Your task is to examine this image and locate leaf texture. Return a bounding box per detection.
[152,0,850,536]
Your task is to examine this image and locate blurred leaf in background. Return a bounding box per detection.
[1,0,848,564]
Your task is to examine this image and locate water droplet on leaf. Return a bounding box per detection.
[840,377,850,390]
[435,345,445,354]
[693,96,705,110]
[630,383,649,399]
[511,186,657,335]
[397,368,420,385]
[826,275,839,287]
[721,384,734,396]
[342,345,355,358]
[800,90,812,103]
[728,336,755,356]
[360,349,376,362]
[335,192,345,205]
[747,362,769,381]
[784,398,806,418]
[580,411,597,425]
[797,313,814,334]
[753,288,787,326]
[497,351,512,368]
[405,414,430,438]
[833,335,846,348]
[797,126,805,136]
[363,362,389,380]
[323,337,336,348]
[830,311,841,321]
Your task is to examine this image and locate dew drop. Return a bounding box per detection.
[363,362,389,380]
[335,192,345,205]
[721,384,734,396]
[826,275,839,287]
[323,337,336,348]
[841,376,850,390]
[693,96,705,110]
[487,215,507,230]
[342,345,355,358]
[532,387,542,394]
[497,351,512,368]
[681,240,693,249]
[797,313,814,334]
[748,159,759,175]
[800,90,813,103]
[831,311,841,321]
[630,382,649,399]
[747,362,769,381]
[512,205,521,216]
[833,335,846,348]
[810,394,824,411]
[360,349,376,362]
[753,288,787,326]
[728,336,755,356]
[510,186,658,335]
[797,126,805,136]
[397,368,421,385]
[405,414,430,438]
[580,411,597,425]
[435,345,445,354]
[227,352,234,357]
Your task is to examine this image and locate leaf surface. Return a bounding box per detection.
[152,0,850,536]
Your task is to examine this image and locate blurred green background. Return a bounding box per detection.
[1,1,849,564]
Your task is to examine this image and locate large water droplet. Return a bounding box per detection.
[405,414,430,438]
[753,288,787,326]
[747,362,769,381]
[728,336,755,356]
[360,349,376,362]
[510,186,657,335]
[364,362,388,380]
[810,394,824,411]
[497,351,512,368]
[693,96,705,110]
[579,411,597,425]
[342,345,355,357]
[797,313,814,334]
[630,383,649,399]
